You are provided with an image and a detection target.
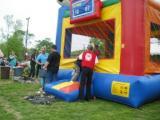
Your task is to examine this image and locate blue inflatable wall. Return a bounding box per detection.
[57,69,73,80]
[45,69,160,108]
[93,73,160,108]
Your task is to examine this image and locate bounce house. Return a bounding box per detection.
[45,0,160,108]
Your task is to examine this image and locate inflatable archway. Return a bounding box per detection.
[45,0,160,108]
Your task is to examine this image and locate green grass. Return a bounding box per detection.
[0,79,160,120]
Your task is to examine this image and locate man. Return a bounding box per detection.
[36,47,48,89]
[78,45,98,101]
[44,45,60,83]
[36,47,48,66]
[29,50,36,78]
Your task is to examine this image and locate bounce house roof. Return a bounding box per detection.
[57,0,120,7]
[68,20,114,40]
[57,0,160,10]
[59,0,160,19]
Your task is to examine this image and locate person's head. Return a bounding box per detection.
[25,55,30,61]
[11,51,15,56]
[41,47,46,54]
[95,44,99,49]
[51,44,57,52]
[87,44,93,51]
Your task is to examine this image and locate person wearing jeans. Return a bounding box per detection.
[36,47,48,90]
[44,45,60,83]
[46,71,57,83]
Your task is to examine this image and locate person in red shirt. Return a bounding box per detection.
[78,45,98,101]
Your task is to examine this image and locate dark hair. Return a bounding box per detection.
[52,45,57,50]
[33,49,36,53]
[87,45,93,51]
[95,44,99,48]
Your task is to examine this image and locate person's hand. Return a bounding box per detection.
[38,63,43,66]
[43,66,47,70]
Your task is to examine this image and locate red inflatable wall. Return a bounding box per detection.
[120,0,145,76]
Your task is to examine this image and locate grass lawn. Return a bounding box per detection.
[0,79,160,120]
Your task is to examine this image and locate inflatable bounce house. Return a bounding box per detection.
[45,0,160,108]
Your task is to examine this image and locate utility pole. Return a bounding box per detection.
[25,17,30,49]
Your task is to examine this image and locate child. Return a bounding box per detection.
[71,59,82,81]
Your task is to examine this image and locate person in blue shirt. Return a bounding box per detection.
[36,47,49,90]
[8,52,17,68]
[36,47,48,65]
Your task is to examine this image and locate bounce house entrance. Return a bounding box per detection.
[64,19,115,59]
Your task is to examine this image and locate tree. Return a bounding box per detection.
[14,20,23,31]
[0,28,6,42]
[1,15,23,40]
[0,30,25,60]
[0,15,29,60]
[7,30,25,60]
[35,38,53,53]
[3,15,14,39]
[0,42,7,56]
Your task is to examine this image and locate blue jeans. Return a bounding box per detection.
[40,77,46,90]
[47,71,57,83]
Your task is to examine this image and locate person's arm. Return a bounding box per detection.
[43,54,51,69]
[57,54,61,67]
[36,55,42,65]
[43,61,49,70]
[95,56,99,64]
[78,53,83,60]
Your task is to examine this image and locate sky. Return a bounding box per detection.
[0,0,60,47]
[71,34,90,51]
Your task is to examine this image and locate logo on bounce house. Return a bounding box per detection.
[70,0,102,24]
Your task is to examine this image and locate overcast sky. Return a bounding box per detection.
[0,0,60,47]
